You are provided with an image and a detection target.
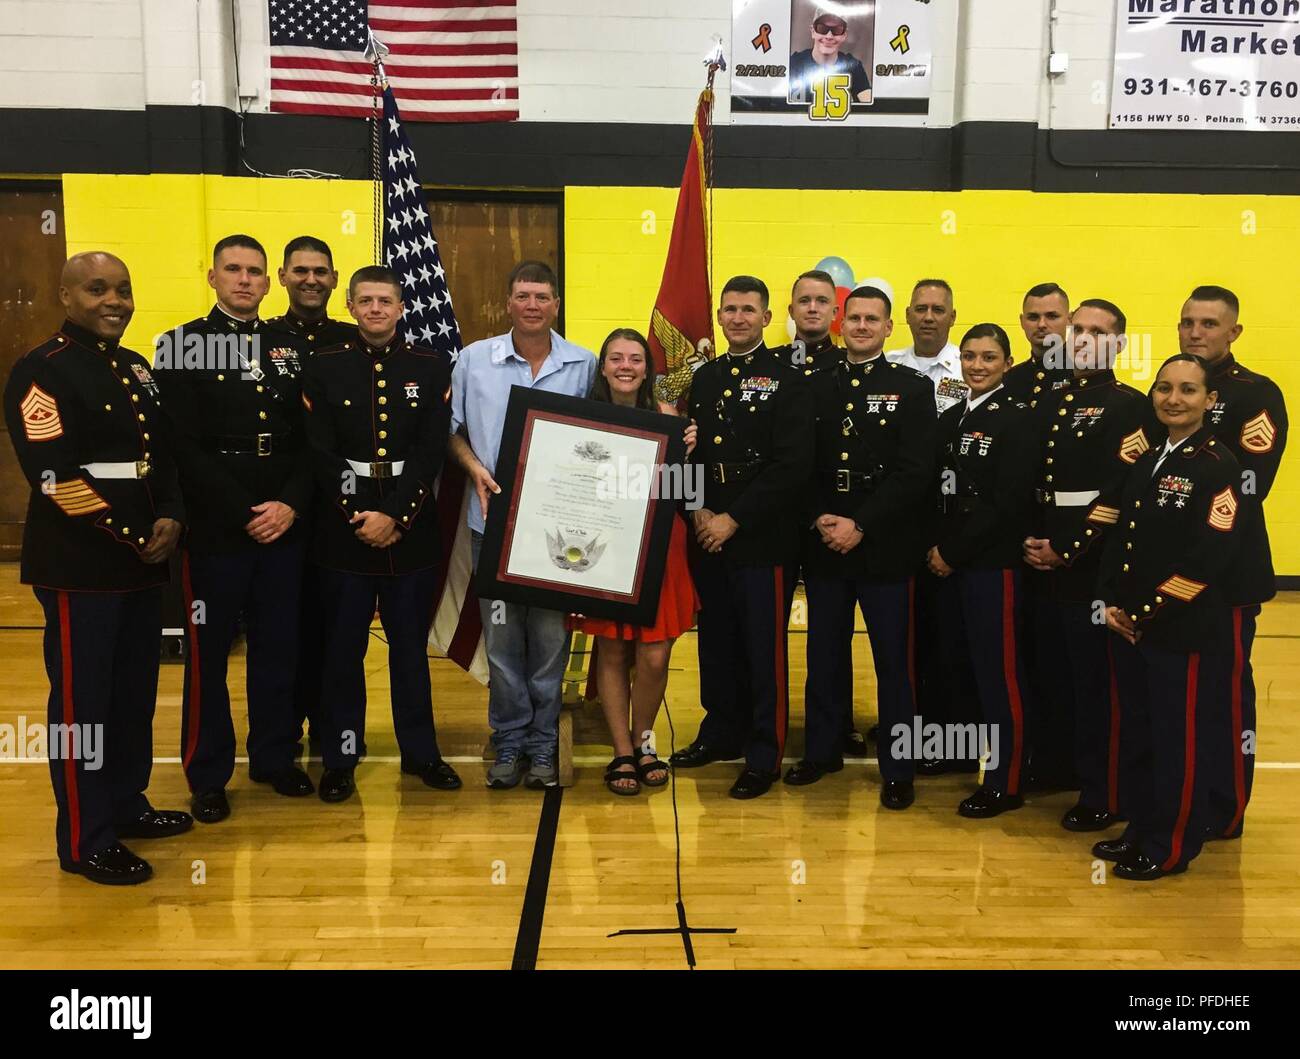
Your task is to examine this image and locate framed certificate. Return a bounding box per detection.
[475,388,688,625]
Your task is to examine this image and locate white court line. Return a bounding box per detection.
[3,756,1300,768]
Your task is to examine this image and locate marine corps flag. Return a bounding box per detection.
[649,57,721,403]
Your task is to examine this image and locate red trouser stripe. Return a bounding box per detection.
[1000,570,1025,795]
[773,567,788,765]
[57,592,81,863]
[1106,637,1122,815]
[180,552,202,773]
[1226,607,1247,835]
[1164,653,1200,872]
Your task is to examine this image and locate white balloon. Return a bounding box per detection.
[856,276,896,308]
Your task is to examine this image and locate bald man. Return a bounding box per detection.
[4,252,192,885]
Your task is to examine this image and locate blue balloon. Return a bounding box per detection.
[814,256,855,290]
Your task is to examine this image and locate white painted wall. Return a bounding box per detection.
[0,0,1114,129]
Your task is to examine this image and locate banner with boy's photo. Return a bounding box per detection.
[731,0,933,124]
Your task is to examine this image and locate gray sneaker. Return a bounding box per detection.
[524,754,559,789]
[486,749,525,789]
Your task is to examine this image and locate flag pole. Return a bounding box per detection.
[365,31,391,267]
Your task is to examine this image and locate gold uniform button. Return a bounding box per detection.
[1058,408,1067,417]
[724,389,732,397]
[1155,595,1163,604]
[1050,425,1059,433]
[1130,613,1138,622]
[379,430,388,439]
[104,404,112,411]
[137,414,146,422]
[307,334,315,341]
[379,413,388,421]
[143,433,151,441]
[378,396,387,405]
[840,452,849,461]
[1046,458,1053,465]
[1063,552,1071,559]
[377,447,387,457]
[344,399,351,406]
[1134,500,1141,508]
[713,435,722,444]
[137,537,146,545]
[845,403,854,411]
[409,402,417,408]
[377,379,386,389]
[1047,441,1055,448]
[804,369,812,376]
[1123,563,1130,572]
[375,362,384,372]
[1076,430,1083,437]
[1033,386,1042,395]
[1073,540,1081,548]
[110,360,118,368]
[1045,475,1053,483]
[749,406,756,413]
[410,502,417,508]
[806,356,815,364]
[1125,542,1133,550]
[879,419,887,425]
[1085,529,1093,536]
[122,526,130,535]
[217,374,225,381]
[105,518,112,526]
[730,367,740,376]
[851,379,861,387]
[1065,394,1074,403]
[1129,521,1136,528]
[1143,605,1151,613]
[258,411,268,420]
[131,394,139,403]
[1036,371,1045,380]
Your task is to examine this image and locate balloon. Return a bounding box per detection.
[856,276,896,310]
[814,255,855,290]
[831,285,851,336]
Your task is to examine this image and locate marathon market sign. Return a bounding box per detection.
[1110,0,1300,130]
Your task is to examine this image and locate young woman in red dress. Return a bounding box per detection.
[570,328,698,795]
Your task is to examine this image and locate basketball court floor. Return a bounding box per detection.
[1,565,1297,970]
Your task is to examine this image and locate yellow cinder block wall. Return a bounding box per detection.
[565,186,1297,574]
[57,175,1296,574]
[62,173,375,353]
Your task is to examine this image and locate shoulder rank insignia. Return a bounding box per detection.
[1239,410,1277,454]
[20,382,62,442]
[1208,486,1238,532]
[1118,428,1149,465]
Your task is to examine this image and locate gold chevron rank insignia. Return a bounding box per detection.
[1208,486,1237,532]
[1086,504,1120,526]
[1239,410,1276,453]
[1118,428,1149,464]
[20,383,63,441]
[48,478,108,517]
[1158,574,1207,602]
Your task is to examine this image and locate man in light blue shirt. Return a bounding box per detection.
[448,260,596,789]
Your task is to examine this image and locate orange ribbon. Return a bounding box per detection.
[752,22,772,53]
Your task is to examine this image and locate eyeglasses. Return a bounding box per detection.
[813,19,847,35]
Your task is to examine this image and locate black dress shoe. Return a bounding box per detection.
[957,787,1024,818]
[728,768,778,800]
[782,759,843,787]
[1091,837,1135,861]
[669,741,739,769]
[191,789,230,824]
[1113,851,1187,881]
[880,780,915,810]
[402,758,463,791]
[251,765,315,797]
[1061,803,1116,832]
[116,808,194,839]
[61,843,152,886]
[843,730,869,757]
[319,768,355,803]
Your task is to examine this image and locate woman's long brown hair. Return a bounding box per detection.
[589,327,659,411]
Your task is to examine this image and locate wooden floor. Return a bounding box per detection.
[1,564,1297,970]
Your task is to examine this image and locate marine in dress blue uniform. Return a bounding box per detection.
[928,324,1039,818]
[1022,301,1153,832]
[1096,354,1247,880]
[670,276,813,800]
[1175,286,1286,841]
[266,236,359,753]
[152,235,314,823]
[3,252,191,885]
[786,286,935,809]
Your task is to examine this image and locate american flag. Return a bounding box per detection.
[268,0,519,122]
[381,85,488,682]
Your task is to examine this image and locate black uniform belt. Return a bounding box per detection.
[208,433,287,456]
[820,469,879,493]
[709,461,761,484]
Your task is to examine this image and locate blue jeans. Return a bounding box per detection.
[471,531,570,756]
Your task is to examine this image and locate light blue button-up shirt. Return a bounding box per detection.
[450,328,597,532]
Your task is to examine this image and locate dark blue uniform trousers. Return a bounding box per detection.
[914,568,980,753]
[1111,635,1227,872]
[1058,600,1121,813]
[690,550,795,774]
[179,537,302,793]
[951,568,1031,795]
[1203,604,1258,838]
[35,587,161,868]
[292,562,325,745]
[1023,567,1077,786]
[804,574,916,780]
[317,565,441,771]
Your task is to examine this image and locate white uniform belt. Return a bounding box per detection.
[346,458,405,478]
[81,461,151,479]
[1054,489,1100,507]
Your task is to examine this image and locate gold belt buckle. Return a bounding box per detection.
[836,469,851,493]
[370,462,390,479]
[135,459,152,479]
[256,433,272,456]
